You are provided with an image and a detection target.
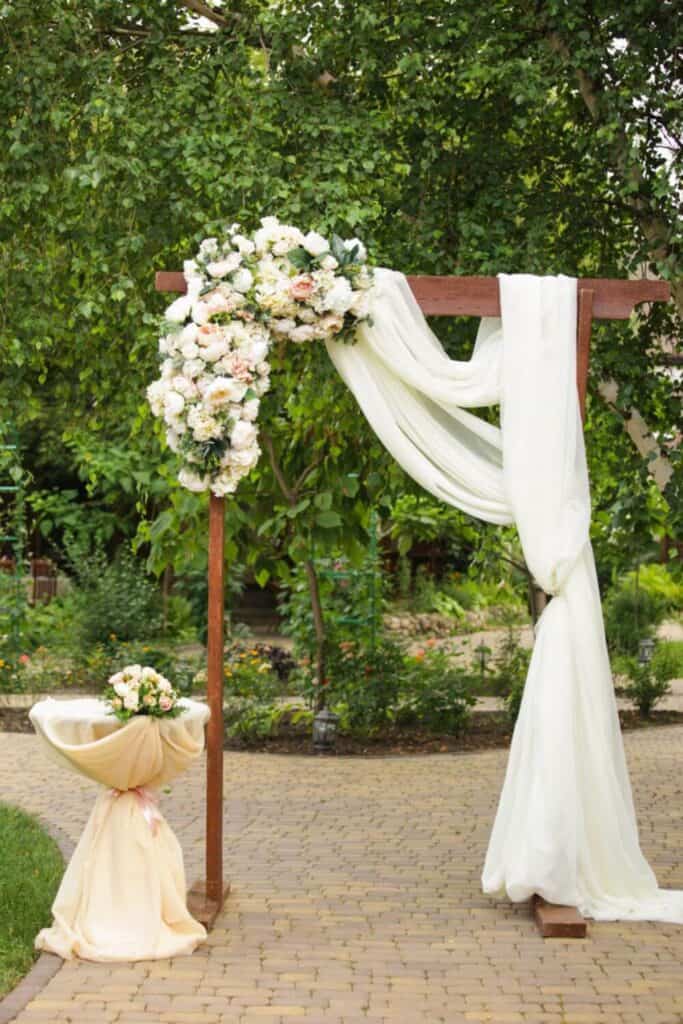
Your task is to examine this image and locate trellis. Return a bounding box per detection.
[156,268,670,937]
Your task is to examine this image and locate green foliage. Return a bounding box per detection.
[621,564,683,611]
[388,494,479,558]
[0,803,63,997]
[620,655,674,719]
[319,636,405,734]
[1,0,680,590]
[398,647,476,734]
[224,700,312,742]
[603,581,667,656]
[65,541,163,648]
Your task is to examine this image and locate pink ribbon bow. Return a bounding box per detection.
[109,785,164,836]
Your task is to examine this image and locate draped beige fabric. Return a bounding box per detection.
[30,697,210,961]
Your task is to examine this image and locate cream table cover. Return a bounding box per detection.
[29,696,210,961]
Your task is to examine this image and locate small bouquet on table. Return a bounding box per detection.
[29,665,210,962]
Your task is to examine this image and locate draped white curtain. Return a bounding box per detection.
[327,268,683,921]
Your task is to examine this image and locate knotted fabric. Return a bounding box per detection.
[327,268,683,921]
[30,697,210,960]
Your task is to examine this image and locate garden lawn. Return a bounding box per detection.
[0,803,63,998]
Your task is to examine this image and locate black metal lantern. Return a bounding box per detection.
[638,637,656,665]
[312,708,339,753]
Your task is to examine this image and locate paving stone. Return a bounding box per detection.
[2,727,683,1022]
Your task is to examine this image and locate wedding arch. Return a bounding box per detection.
[156,261,670,938]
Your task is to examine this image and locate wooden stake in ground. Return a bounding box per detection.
[156,269,670,938]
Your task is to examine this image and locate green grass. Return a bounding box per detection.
[0,803,63,997]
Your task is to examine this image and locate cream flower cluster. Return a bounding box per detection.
[147,218,373,496]
[104,664,184,722]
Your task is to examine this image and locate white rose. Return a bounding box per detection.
[289,324,317,343]
[123,692,140,712]
[320,254,339,271]
[211,471,240,497]
[179,468,210,492]
[166,429,181,453]
[253,377,271,397]
[146,380,166,416]
[191,301,210,325]
[303,230,329,257]
[232,234,256,256]
[231,420,258,450]
[248,339,269,364]
[323,277,354,315]
[183,359,206,378]
[181,340,199,360]
[113,681,129,698]
[165,295,192,323]
[164,391,185,416]
[158,337,169,355]
[272,318,296,335]
[229,444,260,469]
[256,361,271,376]
[343,237,367,261]
[242,398,260,421]
[260,216,280,230]
[232,268,253,293]
[180,323,199,345]
[206,253,241,278]
[198,237,219,257]
[202,341,229,363]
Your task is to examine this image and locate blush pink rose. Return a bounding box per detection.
[290,275,314,300]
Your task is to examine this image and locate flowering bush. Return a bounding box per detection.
[223,643,282,701]
[147,217,373,496]
[103,664,185,722]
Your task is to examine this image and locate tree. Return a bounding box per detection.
[1,0,680,587]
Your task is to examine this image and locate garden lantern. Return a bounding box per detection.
[313,707,339,753]
[638,637,656,665]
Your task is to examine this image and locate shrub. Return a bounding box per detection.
[66,541,163,647]
[620,654,673,718]
[603,584,666,656]
[398,647,476,734]
[223,642,282,702]
[224,700,312,742]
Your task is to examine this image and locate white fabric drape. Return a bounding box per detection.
[30,697,210,960]
[327,267,683,921]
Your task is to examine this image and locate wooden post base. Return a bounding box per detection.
[532,895,587,938]
[187,880,231,930]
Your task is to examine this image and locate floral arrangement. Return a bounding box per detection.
[104,664,185,722]
[147,217,373,497]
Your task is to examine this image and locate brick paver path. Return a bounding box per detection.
[2,727,683,1024]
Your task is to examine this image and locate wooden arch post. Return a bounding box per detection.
[156,269,670,935]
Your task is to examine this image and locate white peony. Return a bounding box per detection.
[164,390,185,416]
[242,398,260,421]
[323,277,354,315]
[179,468,210,492]
[187,406,222,441]
[205,376,248,407]
[165,295,193,323]
[303,230,329,257]
[231,420,258,450]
